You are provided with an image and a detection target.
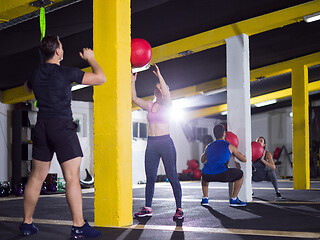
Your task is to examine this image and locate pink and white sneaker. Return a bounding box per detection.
[134,207,153,217]
[173,208,184,220]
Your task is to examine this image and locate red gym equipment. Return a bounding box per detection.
[182,169,193,175]
[193,169,202,180]
[251,141,264,161]
[182,159,201,180]
[188,159,199,170]
[226,131,239,147]
[273,146,293,167]
[131,38,152,68]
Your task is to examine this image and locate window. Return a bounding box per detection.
[132,122,138,138]
[193,127,208,141]
[132,122,148,139]
[140,123,147,138]
[73,119,81,133]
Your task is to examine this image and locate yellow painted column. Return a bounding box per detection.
[93,0,132,226]
[292,64,310,189]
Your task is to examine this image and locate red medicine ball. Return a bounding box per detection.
[251,141,264,161]
[225,131,239,148]
[131,38,152,68]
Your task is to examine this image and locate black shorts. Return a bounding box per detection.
[32,118,83,164]
[202,168,243,182]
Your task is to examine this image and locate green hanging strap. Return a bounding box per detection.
[35,7,46,108]
[40,7,46,41]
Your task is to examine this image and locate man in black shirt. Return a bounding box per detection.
[21,35,106,239]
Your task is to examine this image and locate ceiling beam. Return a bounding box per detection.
[131,51,320,110]
[150,0,320,64]
[3,51,319,105]
[0,0,65,22]
[1,1,320,104]
[250,52,320,80]
[184,80,320,121]
[1,86,35,104]
[1,67,92,104]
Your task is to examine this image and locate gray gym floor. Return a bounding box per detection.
[0,179,320,240]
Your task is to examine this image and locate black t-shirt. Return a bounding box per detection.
[28,63,85,120]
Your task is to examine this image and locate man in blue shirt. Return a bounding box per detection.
[201,124,247,207]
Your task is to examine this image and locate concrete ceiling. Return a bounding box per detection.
[1,0,320,117]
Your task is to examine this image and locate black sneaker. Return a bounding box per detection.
[71,220,101,239]
[276,192,282,199]
[19,222,38,236]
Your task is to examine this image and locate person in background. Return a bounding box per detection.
[201,124,247,207]
[252,136,282,199]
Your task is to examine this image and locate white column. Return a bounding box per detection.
[226,34,252,202]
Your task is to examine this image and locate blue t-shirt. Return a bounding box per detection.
[202,140,231,175]
[28,63,84,120]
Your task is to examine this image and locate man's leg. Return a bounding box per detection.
[61,157,102,239]
[201,178,209,198]
[61,157,84,227]
[232,174,244,198]
[201,178,210,206]
[23,159,51,223]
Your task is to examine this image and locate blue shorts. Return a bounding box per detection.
[32,118,83,164]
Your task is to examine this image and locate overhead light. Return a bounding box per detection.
[304,12,320,23]
[132,64,151,73]
[201,87,227,96]
[71,84,90,91]
[256,76,266,81]
[254,99,277,108]
[179,50,194,56]
[221,111,227,116]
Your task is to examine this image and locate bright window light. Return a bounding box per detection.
[254,99,277,108]
[170,108,185,121]
[221,110,227,116]
[171,98,188,121]
[304,12,320,23]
